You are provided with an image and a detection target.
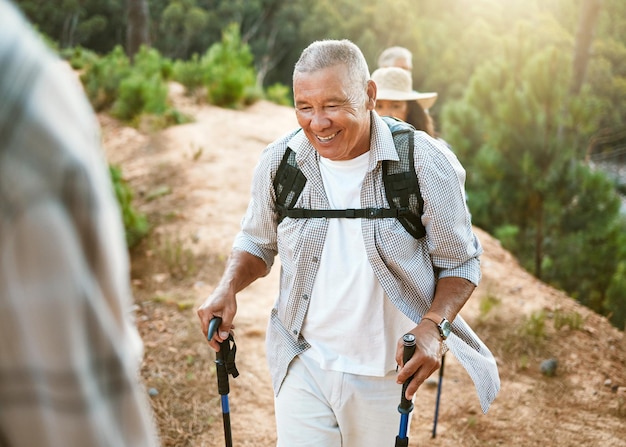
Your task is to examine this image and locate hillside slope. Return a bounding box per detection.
[101,85,626,447]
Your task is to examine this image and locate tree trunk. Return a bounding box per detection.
[570,0,603,95]
[534,199,544,280]
[62,12,79,48]
[127,0,150,63]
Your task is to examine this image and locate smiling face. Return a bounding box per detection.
[294,64,376,161]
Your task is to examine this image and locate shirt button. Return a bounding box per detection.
[292,329,298,335]
[312,257,319,263]
[303,294,309,300]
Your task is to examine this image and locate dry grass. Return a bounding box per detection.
[103,95,626,447]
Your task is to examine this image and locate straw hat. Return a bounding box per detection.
[371,67,438,110]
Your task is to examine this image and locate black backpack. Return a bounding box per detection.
[273,116,426,239]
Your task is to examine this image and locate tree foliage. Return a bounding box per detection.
[441,2,626,328]
[12,0,626,328]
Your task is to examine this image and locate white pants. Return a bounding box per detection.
[274,354,413,447]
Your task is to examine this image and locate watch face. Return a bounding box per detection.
[441,319,452,338]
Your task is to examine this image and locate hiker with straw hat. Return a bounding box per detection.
[371,66,438,138]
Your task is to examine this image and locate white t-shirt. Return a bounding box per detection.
[301,151,416,376]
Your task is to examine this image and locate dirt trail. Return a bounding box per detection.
[101,84,626,447]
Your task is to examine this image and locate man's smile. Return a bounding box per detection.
[316,132,338,142]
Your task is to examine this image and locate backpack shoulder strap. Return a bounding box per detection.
[272,118,426,239]
[382,116,426,239]
[273,147,306,223]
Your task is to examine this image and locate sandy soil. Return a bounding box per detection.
[100,83,626,447]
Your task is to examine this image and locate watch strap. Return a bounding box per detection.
[423,311,444,326]
[423,311,450,340]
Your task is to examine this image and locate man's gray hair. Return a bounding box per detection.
[293,39,370,98]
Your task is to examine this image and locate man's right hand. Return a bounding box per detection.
[196,249,269,351]
[197,284,238,351]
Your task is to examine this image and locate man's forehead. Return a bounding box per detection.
[294,68,353,103]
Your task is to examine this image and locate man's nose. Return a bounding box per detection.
[310,109,331,131]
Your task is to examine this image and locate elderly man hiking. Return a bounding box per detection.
[198,39,499,447]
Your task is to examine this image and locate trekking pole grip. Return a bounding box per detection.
[207,316,231,396]
[208,316,222,342]
[399,333,416,414]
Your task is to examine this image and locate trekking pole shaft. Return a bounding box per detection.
[221,395,233,447]
[208,317,234,447]
[432,353,446,438]
[396,333,416,446]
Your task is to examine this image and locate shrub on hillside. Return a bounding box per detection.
[60,46,99,70]
[81,45,131,111]
[172,24,268,108]
[111,47,173,123]
[265,83,292,107]
[109,164,149,248]
[172,53,204,95]
[80,45,186,126]
[202,23,257,108]
[111,73,169,122]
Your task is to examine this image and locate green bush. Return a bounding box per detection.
[172,24,267,108]
[552,310,584,331]
[80,45,184,126]
[112,73,169,122]
[605,259,626,330]
[172,54,205,95]
[265,82,293,107]
[110,47,172,123]
[60,46,99,70]
[81,45,131,111]
[132,45,174,81]
[109,164,149,248]
[201,23,257,108]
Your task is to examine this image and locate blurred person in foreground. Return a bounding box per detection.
[0,1,160,446]
[198,39,499,446]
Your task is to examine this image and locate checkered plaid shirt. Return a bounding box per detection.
[234,112,500,413]
[0,2,159,445]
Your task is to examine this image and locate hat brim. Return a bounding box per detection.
[376,89,438,110]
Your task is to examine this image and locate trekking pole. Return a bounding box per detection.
[208,317,239,447]
[431,352,445,438]
[395,333,416,447]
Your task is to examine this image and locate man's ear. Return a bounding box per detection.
[366,80,377,110]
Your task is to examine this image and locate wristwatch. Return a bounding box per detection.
[422,312,452,340]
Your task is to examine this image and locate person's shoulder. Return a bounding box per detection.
[412,131,464,168]
[259,127,303,168]
[275,127,303,148]
[413,131,452,153]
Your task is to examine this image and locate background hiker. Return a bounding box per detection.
[378,45,414,72]
[371,66,438,138]
[198,38,499,447]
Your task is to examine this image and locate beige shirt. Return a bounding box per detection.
[0,2,159,445]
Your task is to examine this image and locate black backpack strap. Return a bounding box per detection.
[383,119,426,239]
[272,118,426,240]
[273,147,307,222]
[280,207,412,219]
